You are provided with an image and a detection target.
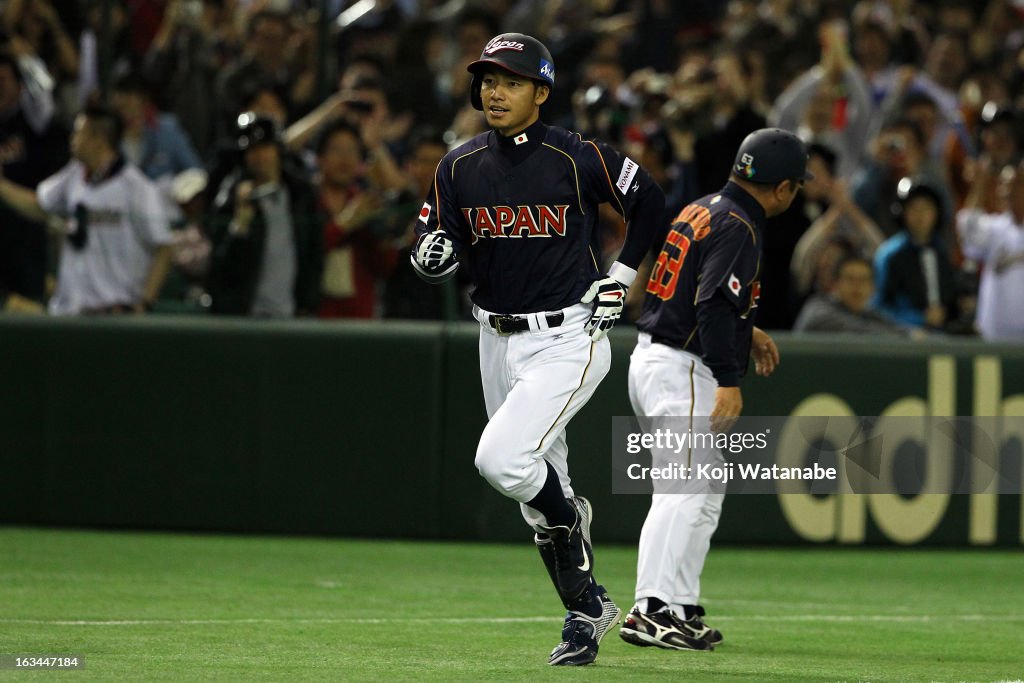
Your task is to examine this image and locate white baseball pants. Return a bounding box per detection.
[628,332,725,610]
[473,303,611,530]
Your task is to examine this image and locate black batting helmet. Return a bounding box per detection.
[733,128,815,184]
[235,111,279,150]
[466,33,555,111]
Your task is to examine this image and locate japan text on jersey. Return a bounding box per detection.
[414,120,661,314]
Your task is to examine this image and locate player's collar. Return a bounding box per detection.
[496,119,546,143]
[491,119,546,162]
[722,181,767,227]
[84,154,126,186]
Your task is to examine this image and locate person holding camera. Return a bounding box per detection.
[214,10,313,142]
[769,19,874,180]
[314,118,397,319]
[851,117,951,237]
[1,0,79,84]
[650,52,768,201]
[144,0,227,154]
[206,112,322,317]
[283,69,408,197]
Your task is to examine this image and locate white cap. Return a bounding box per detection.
[171,168,208,204]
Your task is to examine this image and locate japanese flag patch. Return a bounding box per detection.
[418,202,432,224]
[728,273,742,296]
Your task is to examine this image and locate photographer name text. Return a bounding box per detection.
[626,461,837,483]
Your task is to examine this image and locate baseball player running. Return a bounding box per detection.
[620,129,810,650]
[411,33,664,665]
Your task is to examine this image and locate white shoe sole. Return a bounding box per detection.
[619,626,712,651]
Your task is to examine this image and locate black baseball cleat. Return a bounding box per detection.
[538,497,594,604]
[619,607,714,651]
[679,604,723,646]
[548,588,621,665]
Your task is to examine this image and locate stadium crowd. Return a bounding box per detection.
[1,0,1023,340]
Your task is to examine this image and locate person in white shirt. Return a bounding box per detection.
[957,159,1024,341]
[0,103,173,314]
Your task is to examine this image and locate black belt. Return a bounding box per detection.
[650,334,686,350]
[488,312,565,335]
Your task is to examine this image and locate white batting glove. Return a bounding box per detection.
[581,276,628,340]
[411,230,459,283]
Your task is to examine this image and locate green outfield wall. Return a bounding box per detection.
[1,316,1021,546]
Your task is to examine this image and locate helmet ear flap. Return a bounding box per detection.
[470,73,483,111]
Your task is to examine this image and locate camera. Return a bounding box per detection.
[344,99,375,114]
[661,93,715,138]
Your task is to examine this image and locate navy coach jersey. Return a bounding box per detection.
[415,119,664,314]
[636,181,765,384]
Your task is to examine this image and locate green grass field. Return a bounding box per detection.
[0,527,1022,682]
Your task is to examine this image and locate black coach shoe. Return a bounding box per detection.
[619,607,714,651]
[679,604,723,646]
[538,497,594,604]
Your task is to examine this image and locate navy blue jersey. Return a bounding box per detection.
[636,181,766,385]
[414,119,664,313]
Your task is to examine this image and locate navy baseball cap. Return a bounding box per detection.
[733,128,815,184]
[466,33,555,111]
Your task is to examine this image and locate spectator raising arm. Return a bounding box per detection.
[769,20,874,178]
[0,166,48,222]
[791,179,884,297]
[956,159,1000,260]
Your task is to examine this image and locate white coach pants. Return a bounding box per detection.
[474,303,611,530]
[628,332,725,609]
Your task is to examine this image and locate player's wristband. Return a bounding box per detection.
[410,253,459,283]
[607,261,637,288]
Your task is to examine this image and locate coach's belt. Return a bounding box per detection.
[488,312,565,335]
